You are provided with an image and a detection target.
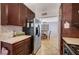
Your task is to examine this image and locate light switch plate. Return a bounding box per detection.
[64,21,70,29]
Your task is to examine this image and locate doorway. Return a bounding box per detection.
[36,17,61,55]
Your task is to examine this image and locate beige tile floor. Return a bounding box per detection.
[36,38,60,55]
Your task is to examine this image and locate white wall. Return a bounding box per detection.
[40,17,59,39]
[49,22,59,39]
[48,21,59,50]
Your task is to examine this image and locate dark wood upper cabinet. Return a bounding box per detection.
[61,3,79,37]
[1,3,8,25]
[20,4,28,26]
[72,4,79,27]
[1,3,35,26]
[62,3,79,25]
[8,3,20,25]
[26,6,35,20]
[62,3,72,22]
[61,3,72,37]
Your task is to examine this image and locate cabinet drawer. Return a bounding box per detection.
[13,45,25,52]
[25,38,31,45]
[13,44,24,50]
[13,40,25,48]
[14,49,25,55]
[16,51,25,55]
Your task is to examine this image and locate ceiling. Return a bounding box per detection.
[24,3,61,18]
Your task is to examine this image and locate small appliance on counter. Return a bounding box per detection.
[23,19,34,35]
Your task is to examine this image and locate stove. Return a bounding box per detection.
[64,42,79,55]
[68,44,79,55]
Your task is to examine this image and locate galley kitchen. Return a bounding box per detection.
[0,3,79,55]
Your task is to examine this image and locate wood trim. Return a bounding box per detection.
[60,4,64,55]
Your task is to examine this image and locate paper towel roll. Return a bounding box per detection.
[2,47,8,55]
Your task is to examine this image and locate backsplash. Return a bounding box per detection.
[0,25,22,33]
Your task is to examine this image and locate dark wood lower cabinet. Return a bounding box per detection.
[1,37,33,55]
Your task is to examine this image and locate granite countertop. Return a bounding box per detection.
[0,35,31,44]
[63,37,79,45]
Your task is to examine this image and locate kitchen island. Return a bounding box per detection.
[0,35,33,55]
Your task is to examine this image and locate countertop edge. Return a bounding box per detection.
[1,35,32,44]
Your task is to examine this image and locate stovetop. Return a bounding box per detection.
[68,44,79,55]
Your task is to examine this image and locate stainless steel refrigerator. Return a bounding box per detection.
[33,18,41,54]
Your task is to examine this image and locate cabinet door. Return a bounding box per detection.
[72,3,79,23]
[62,3,72,22]
[1,3,8,25]
[20,4,28,26]
[29,11,35,20]
[20,4,35,26]
[27,9,35,20]
[24,38,33,54]
[7,3,35,26]
[13,40,26,55]
[8,3,20,25]
[62,3,72,37]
